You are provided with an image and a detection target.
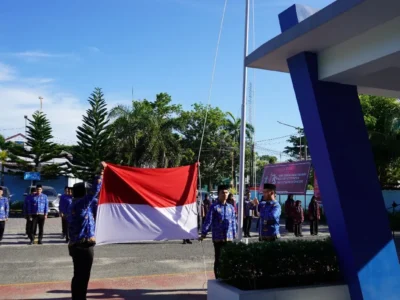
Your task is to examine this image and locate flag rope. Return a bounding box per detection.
[197,0,229,290]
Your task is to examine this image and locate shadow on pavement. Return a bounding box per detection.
[23,288,206,300]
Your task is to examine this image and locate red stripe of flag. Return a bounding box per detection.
[99,163,199,208]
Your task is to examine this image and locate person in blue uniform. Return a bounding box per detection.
[200,185,237,279]
[23,187,36,238]
[27,185,49,245]
[68,182,96,300]
[59,186,73,242]
[259,183,281,241]
[243,190,256,237]
[91,168,104,221]
[0,187,9,245]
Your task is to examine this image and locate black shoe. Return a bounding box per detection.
[182,240,187,244]
[299,234,303,237]
[38,241,43,245]
[186,240,192,244]
[248,234,252,238]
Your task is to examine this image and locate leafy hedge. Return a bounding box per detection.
[219,238,342,290]
[388,212,400,231]
[10,200,23,211]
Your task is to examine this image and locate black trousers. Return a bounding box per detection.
[243,216,253,236]
[286,217,294,232]
[310,219,319,235]
[294,223,303,236]
[61,216,69,240]
[0,221,5,241]
[69,244,94,300]
[213,241,229,279]
[30,215,45,242]
[26,218,37,236]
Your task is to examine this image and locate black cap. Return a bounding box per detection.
[218,185,229,192]
[263,183,276,190]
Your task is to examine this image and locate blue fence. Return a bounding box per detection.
[3,174,68,202]
[251,189,400,212]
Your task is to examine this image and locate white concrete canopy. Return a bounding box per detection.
[246,0,400,98]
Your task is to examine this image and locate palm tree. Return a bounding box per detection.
[225,112,255,143]
[225,112,255,187]
[109,93,183,168]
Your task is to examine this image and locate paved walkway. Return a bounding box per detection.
[0,271,213,300]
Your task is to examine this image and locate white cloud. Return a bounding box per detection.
[12,51,72,58]
[0,62,16,81]
[87,46,101,53]
[0,61,130,145]
[2,51,79,63]
[0,85,86,144]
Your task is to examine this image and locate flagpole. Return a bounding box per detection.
[237,0,250,242]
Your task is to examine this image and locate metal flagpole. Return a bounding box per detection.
[237,0,250,242]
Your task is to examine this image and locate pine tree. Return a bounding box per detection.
[6,111,62,178]
[73,87,110,181]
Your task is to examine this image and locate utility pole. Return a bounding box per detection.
[39,96,43,111]
[277,121,303,160]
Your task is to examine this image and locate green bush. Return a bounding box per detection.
[219,238,342,290]
[388,212,400,231]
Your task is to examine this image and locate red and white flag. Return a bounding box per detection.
[95,163,199,245]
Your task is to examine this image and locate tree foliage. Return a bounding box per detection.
[360,95,400,188]
[108,93,183,168]
[284,128,308,160]
[73,88,110,181]
[6,111,65,178]
[283,95,400,189]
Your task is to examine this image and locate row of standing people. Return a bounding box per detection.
[284,195,321,237]
[199,183,280,279]
[0,187,9,245]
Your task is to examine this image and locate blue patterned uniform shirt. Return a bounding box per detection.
[91,180,102,219]
[259,200,281,239]
[23,195,32,216]
[0,197,9,220]
[59,194,72,215]
[28,193,48,215]
[202,202,237,242]
[67,195,96,245]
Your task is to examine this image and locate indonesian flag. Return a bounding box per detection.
[95,163,199,245]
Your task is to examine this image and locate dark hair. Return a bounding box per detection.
[36,184,42,189]
[218,185,229,192]
[73,182,93,199]
[64,186,69,190]
[30,187,36,193]
[0,187,3,191]
[228,193,234,199]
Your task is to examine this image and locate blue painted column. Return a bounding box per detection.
[280,5,400,300]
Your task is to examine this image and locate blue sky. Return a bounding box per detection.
[0,0,334,158]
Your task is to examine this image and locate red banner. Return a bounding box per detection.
[259,161,311,194]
